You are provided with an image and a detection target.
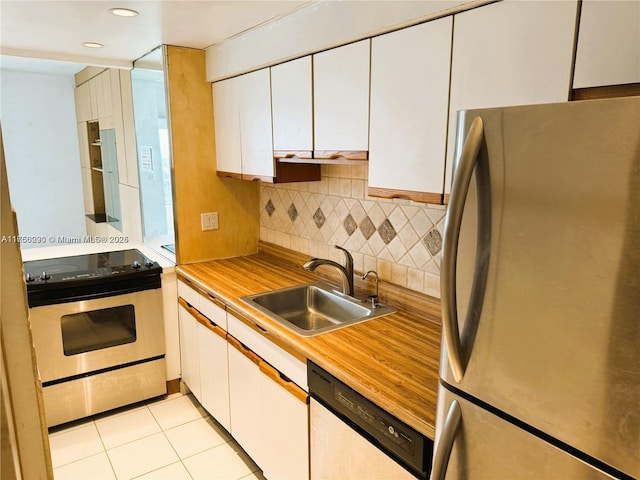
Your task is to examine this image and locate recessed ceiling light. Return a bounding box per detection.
[110,7,138,17]
[82,42,104,49]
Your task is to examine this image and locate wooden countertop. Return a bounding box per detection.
[176,251,441,439]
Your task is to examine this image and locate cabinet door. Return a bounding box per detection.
[178,305,201,401]
[95,71,113,121]
[213,78,242,175]
[238,69,274,179]
[89,78,99,121]
[573,0,640,88]
[444,0,577,197]
[227,341,264,466]
[271,56,313,155]
[77,122,90,169]
[259,361,309,480]
[369,17,452,204]
[75,83,92,123]
[198,322,230,432]
[313,40,370,153]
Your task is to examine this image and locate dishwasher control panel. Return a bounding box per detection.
[308,361,433,479]
[334,386,416,454]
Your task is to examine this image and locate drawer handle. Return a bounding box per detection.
[258,360,308,404]
[194,310,226,339]
[228,335,261,365]
[179,297,226,339]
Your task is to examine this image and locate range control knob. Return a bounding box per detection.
[144,259,154,268]
[40,271,50,281]
[25,273,35,282]
[132,260,142,269]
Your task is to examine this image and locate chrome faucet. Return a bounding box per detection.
[362,270,379,308]
[303,245,354,296]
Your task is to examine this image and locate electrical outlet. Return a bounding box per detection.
[201,212,219,231]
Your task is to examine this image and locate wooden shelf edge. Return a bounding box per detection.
[313,150,368,162]
[216,164,321,184]
[216,170,243,180]
[241,174,274,183]
[367,186,443,205]
[571,83,640,101]
[274,150,313,160]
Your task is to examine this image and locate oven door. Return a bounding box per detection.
[29,288,165,383]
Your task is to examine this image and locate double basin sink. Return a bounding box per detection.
[241,281,397,337]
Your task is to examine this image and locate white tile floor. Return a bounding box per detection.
[48,393,266,480]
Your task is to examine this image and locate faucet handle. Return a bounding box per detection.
[334,245,353,267]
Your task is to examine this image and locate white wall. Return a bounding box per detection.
[0,70,86,247]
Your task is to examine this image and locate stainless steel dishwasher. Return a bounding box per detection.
[308,361,433,480]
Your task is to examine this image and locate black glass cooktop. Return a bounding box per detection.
[23,249,161,291]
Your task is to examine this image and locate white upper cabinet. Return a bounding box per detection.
[212,77,242,175]
[213,69,274,179]
[444,0,578,197]
[313,39,370,156]
[573,0,640,88]
[368,17,453,204]
[238,69,275,179]
[271,56,313,156]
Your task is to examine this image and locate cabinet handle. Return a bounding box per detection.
[258,360,308,404]
[429,400,461,480]
[441,116,484,382]
[194,310,227,339]
[227,335,261,365]
[205,292,226,310]
[178,296,195,313]
[313,150,368,161]
[178,297,226,339]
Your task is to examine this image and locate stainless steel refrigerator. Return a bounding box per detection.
[431,96,639,480]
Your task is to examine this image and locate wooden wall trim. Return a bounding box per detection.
[368,186,443,205]
[167,46,259,264]
[571,83,640,101]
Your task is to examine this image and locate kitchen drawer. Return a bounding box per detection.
[199,291,227,332]
[177,280,201,310]
[227,309,307,391]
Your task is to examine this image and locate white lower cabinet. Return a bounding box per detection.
[178,304,201,400]
[227,339,265,465]
[227,335,309,480]
[177,286,231,432]
[178,283,310,480]
[198,320,231,432]
[258,360,309,480]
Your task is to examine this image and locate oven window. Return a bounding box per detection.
[61,305,136,356]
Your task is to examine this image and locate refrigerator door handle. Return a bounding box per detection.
[441,116,484,382]
[430,399,462,480]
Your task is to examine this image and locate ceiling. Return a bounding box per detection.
[0,0,309,75]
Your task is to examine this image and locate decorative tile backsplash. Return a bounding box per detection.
[260,164,447,298]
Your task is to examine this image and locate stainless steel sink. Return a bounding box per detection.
[240,281,397,337]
